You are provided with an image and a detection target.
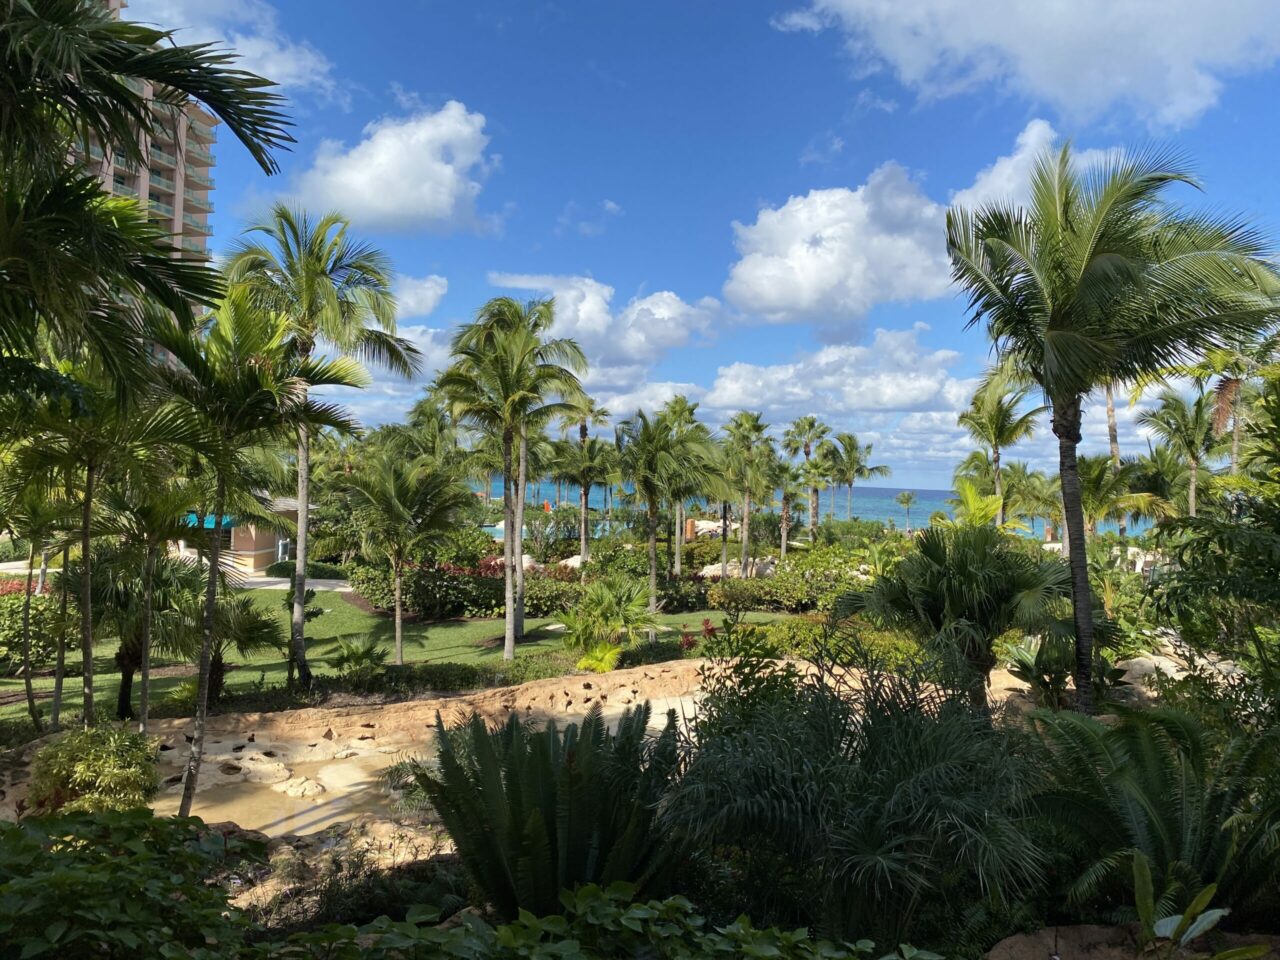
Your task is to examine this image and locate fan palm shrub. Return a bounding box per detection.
[408,702,680,920]
[558,575,659,672]
[1029,707,1280,916]
[842,525,1070,711]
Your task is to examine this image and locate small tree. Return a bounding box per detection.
[895,490,917,531]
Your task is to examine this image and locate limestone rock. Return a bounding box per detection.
[273,777,325,798]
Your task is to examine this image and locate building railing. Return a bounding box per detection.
[150,198,174,217]
[150,145,177,167]
[186,143,215,165]
[187,170,215,188]
[183,213,211,233]
[183,189,212,211]
[149,171,176,192]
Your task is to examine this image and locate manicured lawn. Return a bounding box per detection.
[0,589,784,726]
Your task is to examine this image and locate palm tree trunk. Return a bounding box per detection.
[1105,383,1127,538]
[808,485,818,539]
[780,494,790,560]
[50,543,69,731]
[291,422,314,689]
[35,544,50,595]
[393,563,403,665]
[579,481,590,566]
[1053,396,1095,714]
[674,501,683,576]
[1188,458,1198,518]
[993,446,1004,526]
[20,542,42,733]
[720,501,729,579]
[739,491,751,577]
[179,476,226,818]
[79,460,95,728]
[1230,394,1243,475]
[905,506,911,531]
[502,430,516,660]
[646,501,658,640]
[514,433,528,640]
[138,544,156,734]
[848,481,854,521]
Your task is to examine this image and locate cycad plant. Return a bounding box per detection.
[1030,707,1280,915]
[409,703,679,920]
[948,143,1280,710]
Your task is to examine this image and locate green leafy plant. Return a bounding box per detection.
[1132,852,1268,960]
[28,727,159,814]
[408,702,680,920]
[328,635,391,690]
[0,592,59,676]
[1007,636,1074,710]
[559,575,660,663]
[576,641,624,673]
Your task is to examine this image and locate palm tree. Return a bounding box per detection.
[441,301,585,659]
[843,525,1071,711]
[228,205,413,690]
[659,395,700,574]
[782,415,830,539]
[339,454,471,664]
[828,432,891,520]
[551,437,614,568]
[772,460,805,560]
[98,475,203,732]
[1138,389,1218,517]
[0,0,291,398]
[948,144,1280,710]
[957,374,1044,525]
[1076,455,1169,536]
[725,411,773,576]
[896,490,917,532]
[615,410,715,619]
[155,289,367,817]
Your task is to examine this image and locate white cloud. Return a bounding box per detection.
[314,324,453,427]
[800,131,845,165]
[125,0,338,99]
[774,0,1280,126]
[703,323,970,418]
[295,101,498,231]
[949,118,1057,210]
[597,381,706,418]
[722,163,951,327]
[487,273,718,383]
[396,275,448,318]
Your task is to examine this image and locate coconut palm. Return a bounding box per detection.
[338,454,471,664]
[615,410,715,620]
[843,524,1071,711]
[948,144,1280,710]
[659,395,700,574]
[441,302,585,658]
[155,288,367,816]
[1076,455,1169,536]
[550,437,614,568]
[0,0,291,397]
[1138,389,1218,517]
[958,374,1045,525]
[227,205,413,690]
[896,490,917,532]
[772,460,805,559]
[725,411,773,576]
[825,432,891,521]
[782,415,830,539]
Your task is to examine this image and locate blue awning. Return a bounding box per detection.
[183,513,239,529]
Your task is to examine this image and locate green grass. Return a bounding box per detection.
[0,589,784,728]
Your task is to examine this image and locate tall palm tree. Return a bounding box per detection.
[1137,389,1217,517]
[339,454,471,664]
[948,144,1280,710]
[782,415,830,539]
[659,395,699,574]
[1076,455,1169,536]
[228,205,413,689]
[827,432,892,521]
[551,436,614,568]
[772,460,805,560]
[958,374,1044,526]
[441,302,585,659]
[895,490,917,532]
[155,289,367,816]
[615,410,715,618]
[725,411,772,576]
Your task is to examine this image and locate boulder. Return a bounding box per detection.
[272,777,325,798]
[559,554,583,569]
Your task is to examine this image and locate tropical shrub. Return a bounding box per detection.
[1029,707,1280,917]
[560,576,659,652]
[0,810,260,959]
[657,574,709,612]
[328,636,390,691]
[664,624,1043,946]
[523,574,583,616]
[408,703,679,920]
[28,727,159,814]
[265,559,347,579]
[433,524,501,568]
[582,537,650,579]
[0,592,59,676]
[1007,636,1074,710]
[349,561,579,620]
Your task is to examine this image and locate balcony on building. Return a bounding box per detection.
[186,141,215,166]
[149,170,177,194]
[183,189,213,213]
[183,213,212,234]
[149,144,178,169]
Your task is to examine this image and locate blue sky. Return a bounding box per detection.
[130,0,1280,488]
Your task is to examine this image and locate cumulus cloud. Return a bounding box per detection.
[313,324,453,427]
[555,199,625,236]
[722,163,951,327]
[772,0,1280,126]
[487,273,719,385]
[125,0,338,100]
[703,323,971,418]
[596,381,707,418]
[396,274,448,318]
[295,101,498,231]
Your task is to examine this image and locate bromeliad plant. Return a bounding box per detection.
[409,702,679,920]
